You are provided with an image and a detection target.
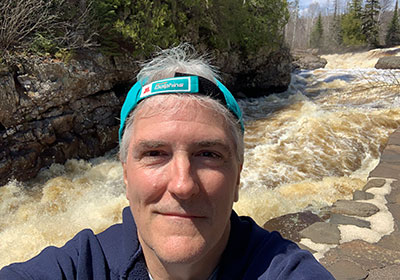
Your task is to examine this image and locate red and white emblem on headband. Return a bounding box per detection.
[141,85,152,98]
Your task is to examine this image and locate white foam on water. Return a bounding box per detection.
[234,176,366,225]
[339,178,395,244]
[322,46,400,69]
[299,238,337,260]
[339,225,383,244]
[0,159,128,268]
[299,178,395,260]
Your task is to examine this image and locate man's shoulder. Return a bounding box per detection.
[218,212,334,279]
[0,224,128,280]
[0,228,102,279]
[229,213,299,260]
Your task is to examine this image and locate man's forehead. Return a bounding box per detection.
[130,99,233,141]
[134,96,224,124]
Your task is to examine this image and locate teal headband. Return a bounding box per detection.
[119,74,244,141]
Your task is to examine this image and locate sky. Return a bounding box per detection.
[297,0,395,15]
[299,0,314,9]
[299,0,328,10]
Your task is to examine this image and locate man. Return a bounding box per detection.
[0,45,334,279]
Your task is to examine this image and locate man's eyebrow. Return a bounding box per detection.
[134,140,232,152]
[195,140,233,155]
[135,140,166,149]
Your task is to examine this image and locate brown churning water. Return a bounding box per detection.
[1,47,400,268]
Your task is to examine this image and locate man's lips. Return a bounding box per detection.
[157,212,206,219]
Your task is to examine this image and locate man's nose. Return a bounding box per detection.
[167,154,199,199]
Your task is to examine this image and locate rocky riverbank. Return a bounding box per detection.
[0,52,139,185]
[264,128,400,279]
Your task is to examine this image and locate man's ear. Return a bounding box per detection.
[122,163,128,186]
[122,163,130,200]
[234,163,243,202]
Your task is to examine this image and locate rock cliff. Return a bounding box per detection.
[0,52,139,185]
[0,49,292,185]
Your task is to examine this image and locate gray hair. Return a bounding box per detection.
[137,44,219,83]
[119,44,244,164]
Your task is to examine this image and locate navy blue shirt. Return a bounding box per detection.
[0,207,334,279]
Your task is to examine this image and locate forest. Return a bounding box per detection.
[0,0,289,59]
[286,0,400,52]
[1,0,399,60]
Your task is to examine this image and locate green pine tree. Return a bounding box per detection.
[210,0,289,54]
[351,0,364,16]
[362,0,381,47]
[386,0,400,46]
[310,13,324,48]
[81,0,291,57]
[341,0,366,46]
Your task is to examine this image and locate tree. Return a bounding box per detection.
[386,0,400,46]
[380,0,395,16]
[362,0,381,46]
[341,0,366,46]
[1,0,291,58]
[210,0,289,54]
[0,0,98,53]
[0,0,56,50]
[110,0,180,55]
[310,13,324,48]
[353,0,364,14]
[285,0,300,49]
[330,0,343,47]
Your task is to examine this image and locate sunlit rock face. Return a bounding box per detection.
[0,51,139,185]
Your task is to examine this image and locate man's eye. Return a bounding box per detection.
[198,151,221,158]
[144,151,164,157]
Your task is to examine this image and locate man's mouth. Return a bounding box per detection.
[158,212,205,219]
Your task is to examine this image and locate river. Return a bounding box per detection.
[1,47,400,268]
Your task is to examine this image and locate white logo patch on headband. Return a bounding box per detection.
[139,77,196,99]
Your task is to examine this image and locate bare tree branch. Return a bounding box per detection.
[0,0,99,53]
[0,0,57,50]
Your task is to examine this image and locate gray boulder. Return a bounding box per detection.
[263,211,323,242]
[291,49,327,70]
[375,56,400,69]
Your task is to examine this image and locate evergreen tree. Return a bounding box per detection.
[1,0,291,57]
[341,0,366,46]
[386,0,400,46]
[310,13,324,48]
[211,0,289,54]
[351,0,364,16]
[330,0,343,47]
[93,0,182,55]
[362,0,381,47]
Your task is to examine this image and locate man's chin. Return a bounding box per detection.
[151,236,208,264]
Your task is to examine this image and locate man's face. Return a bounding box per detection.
[123,98,242,267]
